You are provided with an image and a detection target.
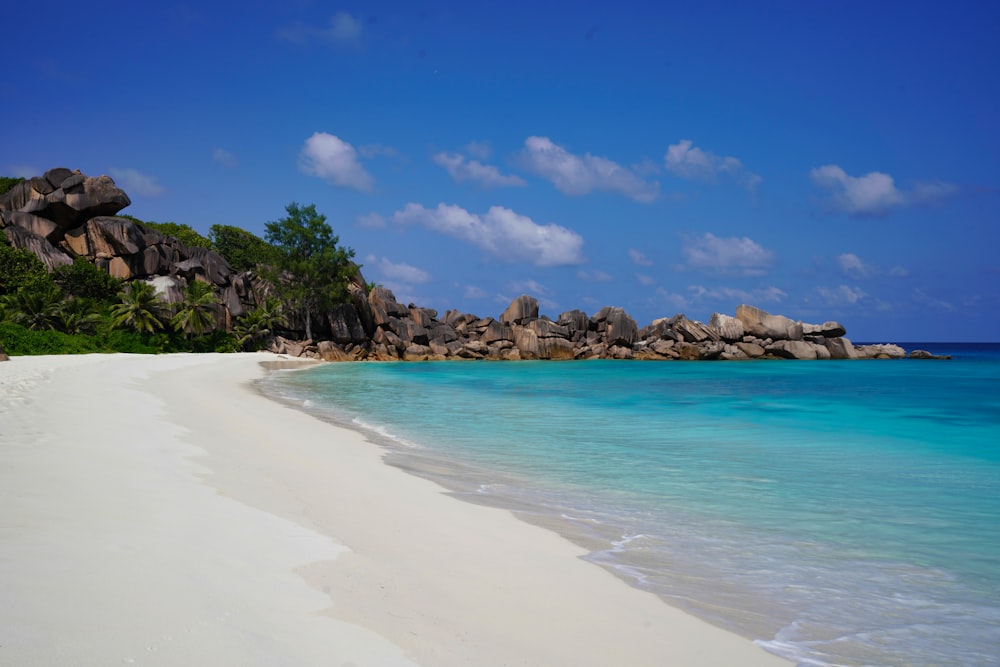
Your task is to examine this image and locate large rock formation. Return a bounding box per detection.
[1,167,266,322]
[2,167,914,362]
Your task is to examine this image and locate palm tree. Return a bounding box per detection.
[170,279,218,338]
[55,297,105,335]
[110,281,165,334]
[1,285,65,331]
[233,297,285,351]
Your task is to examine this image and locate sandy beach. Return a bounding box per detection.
[0,353,789,666]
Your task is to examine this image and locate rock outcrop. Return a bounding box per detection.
[1,168,268,322]
[2,167,917,363]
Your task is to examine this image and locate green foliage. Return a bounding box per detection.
[53,297,105,335]
[209,224,280,273]
[0,176,25,197]
[0,284,65,331]
[0,240,56,296]
[233,297,285,351]
[170,280,218,337]
[120,215,212,249]
[0,322,103,355]
[264,202,355,340]
[52,257,124,303]
[110,281,166,334]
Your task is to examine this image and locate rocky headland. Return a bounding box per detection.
[1,167,923,362]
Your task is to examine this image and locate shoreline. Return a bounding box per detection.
[1,352,789,666]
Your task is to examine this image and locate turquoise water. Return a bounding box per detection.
[262,344,1000,667]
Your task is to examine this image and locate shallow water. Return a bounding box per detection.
[262,344,1000,667]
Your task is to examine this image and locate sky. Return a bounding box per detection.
[3,1,998,341]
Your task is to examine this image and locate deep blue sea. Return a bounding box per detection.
[262,343,1000,667]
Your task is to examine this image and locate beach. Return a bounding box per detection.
[0,353,789,666]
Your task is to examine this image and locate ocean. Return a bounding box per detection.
[261,343,1000,667]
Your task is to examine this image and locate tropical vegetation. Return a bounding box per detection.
[0,195,354,356]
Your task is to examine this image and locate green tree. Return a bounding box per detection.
[1,285,65,331]
[54,297,105,335]
[52,257,123,304]
[120,216,213,249]
[0,240,55,296]
[111,281,166,334]
[264,202,355,341]
[0,176,25,197]
[209,224,280,272]
[170,280,218,338]
[233,297,285,351]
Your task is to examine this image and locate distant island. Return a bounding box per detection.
[1,167,943,361]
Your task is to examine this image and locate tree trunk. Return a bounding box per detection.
[304,307,312,342]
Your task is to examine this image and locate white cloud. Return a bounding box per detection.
[278,11,362,46]
[682,233,774,276]
[432,152,526,187]
[212,148,238,168]
[299,132,374,192]
[636,274,656,286]
[665,139,761,191]
[817,284,869,305]
[689,285,787,304]
[810,166,958,217]
[628,248,653,266]
[837,252,873,278]
[464,285,487,299]
[392,202,585,267]
[519,136,659,203]
[109,167,165,197]
[364,254,432,285]
[913,288,956,311]
[810,165,903,217]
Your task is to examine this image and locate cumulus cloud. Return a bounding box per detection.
[432,152,526,187]
[519,136,659,203]
[393,203,585,267]
[628,248,653,266]
[810,165,958,217]
[682,233,774,276]
[392,203,585,267]
[278,11,363,46]
[109,167,165,197]
[665,139,761,191]
[365,255,432,285]
[299,132,374,192]
[212,148,238,168]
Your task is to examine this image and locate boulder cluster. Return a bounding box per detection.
[275,289,907,362]
[3,167,916,362]
[0,167,268,325]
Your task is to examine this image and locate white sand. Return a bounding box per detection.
[0,353,790,666]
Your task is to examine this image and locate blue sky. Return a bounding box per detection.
[4,1,998,341]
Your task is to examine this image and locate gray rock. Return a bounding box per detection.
[3,226,72,270]
[736,304,803,341]
[802,320,847,338]
[709,312,746,342]
[766,340,821,360]
[909,349,951,360]
[823,337,858,360]
[500,294,539,324]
